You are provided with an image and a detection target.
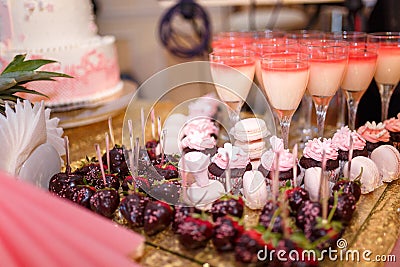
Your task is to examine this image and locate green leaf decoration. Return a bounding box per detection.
[0,53,72,113]
[1,54,26,74]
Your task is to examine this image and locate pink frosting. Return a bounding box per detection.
[384,113,400,133]
[303,138,338,161]
[261,136,296,172]
[181,118,219,138]
[180,131,216,151]
[332,126,366,151]
[357,121,390,143]
[212,143,250,169]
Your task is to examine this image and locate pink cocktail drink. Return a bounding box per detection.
[302,40,349,137]
[307,57,348,99]
[374,44,400,85]
[367,32,400,120]
[341,44,377,129]
[261,52,309,148]
[209,49,255,126]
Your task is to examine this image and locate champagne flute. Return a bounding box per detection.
[367,32,400,121]
[209,48,256,128]
[287,30,325,145]
[301,39,349,137]
[327,32,378,130]
[260,52,310,148]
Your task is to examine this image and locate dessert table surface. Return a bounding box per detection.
[64,100,400,267]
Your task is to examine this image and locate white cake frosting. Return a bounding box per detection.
[0,0,122,107]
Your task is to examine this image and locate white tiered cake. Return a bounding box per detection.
[0,0,122,108]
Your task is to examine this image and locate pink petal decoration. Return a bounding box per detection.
[0,171,144,267]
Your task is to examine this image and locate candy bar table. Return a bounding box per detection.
[64,100,400,267]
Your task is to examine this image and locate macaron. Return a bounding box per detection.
[343,156,381,194]
[234,139,266,160]
[370,145,400,183]
[232,118,269,142]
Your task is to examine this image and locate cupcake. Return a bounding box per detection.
[208,143,252,179]
[332,126,368,175]
[180,117,219,140]
[180,131,217,156]
[357,121,390,153]
[258,136,303,187]
[384,113,400,151]
[299,138,340,183]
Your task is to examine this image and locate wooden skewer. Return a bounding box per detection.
[292,144,298,188]
[64,136,71,174]
[272,151,280,203]
[95,144,107,187]
[105,133,110,174]
[128,119,135,175]
[107,116,115,148]
[347,135,354,180]
[320,149,328,221]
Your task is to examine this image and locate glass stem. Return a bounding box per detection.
[228,109,240,125]
[280,114,293,149]
[337,89,346,128]
[346,96,359,131]
[315,104,329,137]
[377,83,396,121]
[303,94,313,134]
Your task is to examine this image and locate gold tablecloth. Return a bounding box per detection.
[64,101,400,267]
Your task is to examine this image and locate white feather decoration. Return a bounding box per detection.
[0,100,64,176]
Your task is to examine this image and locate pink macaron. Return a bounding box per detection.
[370,145,400,183]
[232,118,269,142]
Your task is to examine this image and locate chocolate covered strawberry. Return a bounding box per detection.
[74,161,105,183]
[102,145,129,178]
[90,188,120,218]
[48,172,85,199]
[91,173,120,191]
[235,228,269,264]
[212,216,244,251]
[70,185,96,209]
[259,200,282,233]
[210,196,244,222]
[286,187,310,215]
[329,193,356,224]
[177,215,213,249]
[172,205,201,233]
[154,163,179,180]
[119,192,150,227]
[145,139,159,161]
[143,200,173,236]
[149,182,180,205]
[296,200,322,237]
[332,179,361,202]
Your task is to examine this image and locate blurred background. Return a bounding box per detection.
[93,0,399,127]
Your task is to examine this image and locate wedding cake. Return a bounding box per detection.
[0,0,122,108]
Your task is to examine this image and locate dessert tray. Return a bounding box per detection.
[51,92,400,267]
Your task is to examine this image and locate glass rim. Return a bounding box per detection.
[367,32,400,37]
[209,48,255,56]
[260,51,309,60]
[300,39,349,48]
